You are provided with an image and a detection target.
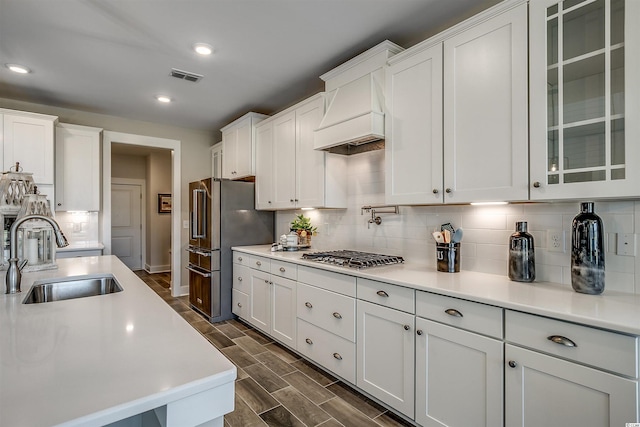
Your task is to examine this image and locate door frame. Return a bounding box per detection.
[111,178,146,271]
[102,131,183,296]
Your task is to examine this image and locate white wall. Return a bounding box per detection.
[146,151,172,272]
[277,150,640,295]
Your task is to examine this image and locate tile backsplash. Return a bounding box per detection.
[276,150,640,294]
[55,211,100,245]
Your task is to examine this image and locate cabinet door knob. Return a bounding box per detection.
[333,353,343,360]
[332,312,342,319]
[238,257,243,262]
[508,360,517,368]
[444,308,463,317]
[290,199,294,203]
[305,302,313,308]
[279,267,286,272]
[403,324,410,331]
[533,181,541,188]
[547,335,577,347]
[238,277,242,282]
[376,290,389,297]
[264,279,269,284]
[432,189,439,194]
[268,201,272,204]
[445,188,452,194]
[256,261,262,266]
[57,202,62,206]
[237,303,242,308]
[416,329,423,336]
[305,338,313,345]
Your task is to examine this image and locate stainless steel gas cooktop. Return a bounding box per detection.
[301,250,404,269]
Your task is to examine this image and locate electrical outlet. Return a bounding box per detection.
[547,230,565,252]
[616,233,636,256]
[183,220,189,229]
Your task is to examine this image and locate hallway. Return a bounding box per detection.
[135,271,412,427]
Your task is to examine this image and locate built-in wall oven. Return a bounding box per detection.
[188,178,274,323]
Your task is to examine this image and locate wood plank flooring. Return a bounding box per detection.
[135,271,414,427]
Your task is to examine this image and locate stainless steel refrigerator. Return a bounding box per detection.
[188,178,274,323]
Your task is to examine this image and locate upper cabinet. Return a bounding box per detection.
[255,94,347,210]
[55,123,102,211]
[211,141,223,179]
[221,112,268,180]
[386,1,528,204]
[1,109,57,186]
[529,0,640,200]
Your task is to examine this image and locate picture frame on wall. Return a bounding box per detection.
[158,193,172,213]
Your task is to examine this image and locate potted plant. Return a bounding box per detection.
[290,214,317,246]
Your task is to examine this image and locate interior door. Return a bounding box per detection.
[111,183,142,270]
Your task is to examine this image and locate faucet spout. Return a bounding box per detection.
[5,214,69,294]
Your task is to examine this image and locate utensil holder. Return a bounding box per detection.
[437,242,460,273]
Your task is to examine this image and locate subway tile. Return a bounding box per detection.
[603,271,635,293]
[475,243,508,261]
[461,213,507,230]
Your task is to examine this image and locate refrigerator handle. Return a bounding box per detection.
[191,188,207,239]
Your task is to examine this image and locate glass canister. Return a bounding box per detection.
[571,202,605,294]
[508,221,535,282]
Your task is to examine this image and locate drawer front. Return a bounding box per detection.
[506,310,638,378]
[298,265,356,297]
[271,259,297,280]
[232,289,249,320]
[233,251,249,266]
[416,292,503,339]
[250,255,270,271]
[233,264,251,294]
[297,318,356,384]
[357,278,415,313]
[297,282,356,342]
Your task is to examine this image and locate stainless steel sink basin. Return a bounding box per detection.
[22,275,123,304]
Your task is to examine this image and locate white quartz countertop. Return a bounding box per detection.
[0,256,236,427]
[234,245,640,336]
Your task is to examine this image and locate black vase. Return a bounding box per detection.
[571,202,605,294]
[509,221,535,282]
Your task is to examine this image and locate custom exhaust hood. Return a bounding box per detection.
[314,41,403,155]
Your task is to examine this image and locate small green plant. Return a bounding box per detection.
[290,214,317,234]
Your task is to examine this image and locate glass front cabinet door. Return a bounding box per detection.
[529,0,639,200]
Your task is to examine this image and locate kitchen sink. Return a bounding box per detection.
[22,275,123,304]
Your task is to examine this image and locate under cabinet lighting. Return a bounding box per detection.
[470,201,508,206]
[193,43,213,56]
[5,63,30,74]
[300,208,315,211]
[156,95,172,103]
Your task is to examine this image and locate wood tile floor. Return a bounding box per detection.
[135,271,414,427]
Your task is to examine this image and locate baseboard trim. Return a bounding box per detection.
[145,264,171,274]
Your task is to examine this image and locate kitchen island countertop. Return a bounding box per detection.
[234,245,640,336]
[0,255,236,427]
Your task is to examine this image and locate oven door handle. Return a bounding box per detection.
[186,265,212,278]
[186,247,212,257]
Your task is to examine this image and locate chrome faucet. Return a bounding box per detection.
[5,214,69,294]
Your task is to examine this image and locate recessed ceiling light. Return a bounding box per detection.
[5,63,31,74]
[193,43,213,56]
[156,95,172,103]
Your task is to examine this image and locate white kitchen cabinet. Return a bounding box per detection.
[385,1,528,204]
[210,141,222,179]
[529,0,640,200]
[55,123,101,211]
[505,310,639,426]
[255,94,347,210]
[1,109,57,186]
[356,299,415,418]
[254,123,274,209]
[221,112,268,180]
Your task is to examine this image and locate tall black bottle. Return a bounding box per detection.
[509,221,535,282]
[571,202,605,294]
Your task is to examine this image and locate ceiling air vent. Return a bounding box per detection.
[170,68,203,83]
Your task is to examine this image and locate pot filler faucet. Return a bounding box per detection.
[5,214,69,294]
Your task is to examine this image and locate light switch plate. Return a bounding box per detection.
[616,233,636,256]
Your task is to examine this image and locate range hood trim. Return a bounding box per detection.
[314,111,384,150]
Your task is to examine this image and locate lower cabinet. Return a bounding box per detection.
[356,300,415,418]
[415,318,503,427]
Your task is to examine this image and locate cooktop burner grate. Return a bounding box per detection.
[301,250,404,269]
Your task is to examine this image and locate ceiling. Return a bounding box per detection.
[0,0,499,136]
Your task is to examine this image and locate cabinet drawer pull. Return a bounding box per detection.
[256,261,262,266]
[279,267,286,272]
[445,308,463,317]
[403,324,410,331]
[332,312,342,319]
[416,329,423,336]
[333,353,342,360]
[508,360,517,368]
[305,302,313,309]
[237,277,242,282]
[305,338,313,345]
[432,189,439,194]
[264,279,269,284]
[376,290,389,297]
[547,335,577,347]
[238,256,243,262]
